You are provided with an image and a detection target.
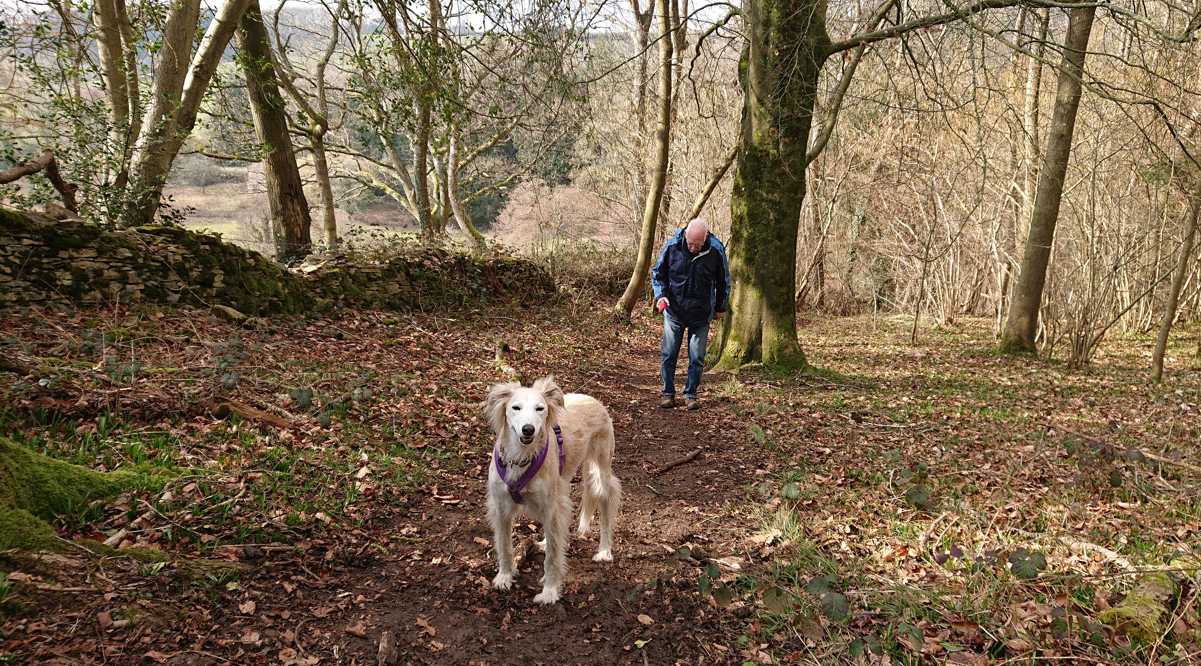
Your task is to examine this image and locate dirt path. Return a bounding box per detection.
[290,351,762,665]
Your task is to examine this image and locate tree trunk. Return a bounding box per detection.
[615,0,674,315]
[238,0,312,261]
[445,134,487,251]
[1021,8,1049,241]
[630,0,653,217]
[122,0,201,226]
[1152,195,1201,381]
[123,0,252,227]
[1000,5,1096,353]
[311,137,338,249]
[92,0,131,187]
[710,0,829,371]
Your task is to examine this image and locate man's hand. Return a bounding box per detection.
[714,311,725,321]
[656,297,669,314]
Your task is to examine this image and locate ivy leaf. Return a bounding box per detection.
[804,575,836,597]
[904,484,933,511]
[1008,549,1048,580]
[820,591,849,621]
[712,584,734,607]
[761,586,792,614]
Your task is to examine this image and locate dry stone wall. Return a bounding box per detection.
[1,207,554,314]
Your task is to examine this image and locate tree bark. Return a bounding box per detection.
[1021,8,1049,242]
[0,149,79,212]
[92,0,131,187]
[630,0,654,216]
[1152,195,1201,381]
[710,0,829,371]
[273,0,344,249]
[1000,5,1096,353]
[123,0,252,227]
[445,134,487,251]
[238,0,312,261]
[311,139,338,249]
[615,0,674,315]
[686,143,737,222]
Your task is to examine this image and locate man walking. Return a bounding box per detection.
[651,218,730,410]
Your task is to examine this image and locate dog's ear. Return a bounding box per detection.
[533,375,565,423]
[482,381,519,435]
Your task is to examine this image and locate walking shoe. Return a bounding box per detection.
[659,395,677,409]
[685,398,700,411]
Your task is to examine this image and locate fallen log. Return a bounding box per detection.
[206,399,293,430]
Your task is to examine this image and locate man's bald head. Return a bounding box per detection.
[684,219,709,253]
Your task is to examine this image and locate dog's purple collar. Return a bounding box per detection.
[494,425,564,504]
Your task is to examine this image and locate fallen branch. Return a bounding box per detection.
[0,149,79,212]
[1045,421,1201,475]
[653,447,702,475]
[206,399,293,430]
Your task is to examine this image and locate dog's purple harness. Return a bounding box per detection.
[494,425,564,504]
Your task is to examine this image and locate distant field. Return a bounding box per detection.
[165,181,420,255]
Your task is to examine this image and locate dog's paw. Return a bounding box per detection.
[592,549,613,562]
[535,538,547,552]
[532,587,560,605]
[492,573,514,590]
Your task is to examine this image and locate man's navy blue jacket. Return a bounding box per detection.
[651,227,731,326]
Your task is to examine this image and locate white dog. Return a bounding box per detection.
[483,375,622,604]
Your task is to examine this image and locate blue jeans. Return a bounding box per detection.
[661,313,710,399]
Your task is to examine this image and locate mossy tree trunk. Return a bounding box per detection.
[709,0,829,371]
[238,0,313,263]
[1000,6,1096,353]
[0,436,142,551]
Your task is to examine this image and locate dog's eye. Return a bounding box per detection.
[511,405,520,410]
[535,406,545,412]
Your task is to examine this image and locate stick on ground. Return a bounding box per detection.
[653,447,702,475]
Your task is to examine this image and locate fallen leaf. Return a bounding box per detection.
[97,611,113,629]
[637,614,654,625]
[239,600,256,614]
[416,616,437,637]
[345,621,367,638]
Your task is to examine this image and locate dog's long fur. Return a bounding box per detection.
[483,375,622,604]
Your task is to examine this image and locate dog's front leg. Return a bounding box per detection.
[487,493,516,591]
[533,492,570,604]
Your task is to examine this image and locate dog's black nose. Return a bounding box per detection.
[521,424,535,437]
